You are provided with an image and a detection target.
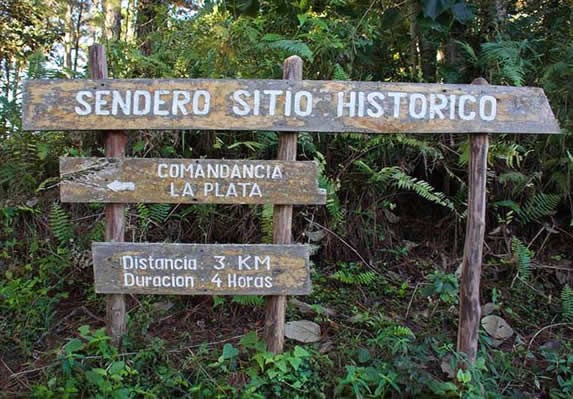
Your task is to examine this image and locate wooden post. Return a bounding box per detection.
[264,56,303,353]
[457,77,490,364]
[89,44,127,346]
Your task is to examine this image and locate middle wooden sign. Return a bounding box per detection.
[60,157,326,205]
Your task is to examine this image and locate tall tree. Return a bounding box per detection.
[103,0,122,41]
[136,0,164,56]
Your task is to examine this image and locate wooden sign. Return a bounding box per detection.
[92,242,310,295]
[23,79,560,134]
[59,157,326,205]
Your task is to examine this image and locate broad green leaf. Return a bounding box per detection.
[221,343,239,360]
[64,339,84,354]
[357,347,371,363]
[108,361,126,375]
[451,2,474,22]
[423,0,451,20]
[288,356,303,370]
[293,346,310,358]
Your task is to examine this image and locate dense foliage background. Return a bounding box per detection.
[1,0,572,397]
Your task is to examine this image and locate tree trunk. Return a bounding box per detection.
[407,1,420,79]
[72,0,84,74]
[103,0,122,41]
[63,0,74,70]
[136,0,162,56]
[419,35,437,82]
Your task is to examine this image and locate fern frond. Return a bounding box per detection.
[498,171,528,185]
[390,169,455,211]
[358,164,400,186]
[49,203,73,244]
[331,270,376,286]
[263,36,313,61]
[384,325,415,338]
[392,135,443,162]
[511,238,532,282]
[333,63,350,80]
[331,262,376,286]
[317,156,344,231]
[481,39,534,86]
[322,177,345,230]
[455,40,479,64]
[490,141,524,169]
[518,193,560,225]
[231,295,264,307]
[148,204,171,224]
[137,203,150,227]
[561,285,573,322]
[260,204,274,244]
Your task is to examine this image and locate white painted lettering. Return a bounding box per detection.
[479,95,496,121]
[366,92,384,117]
[255,256,271,271]
[182,182,194,196]
[284,90,292,116]
[158,164,168,178]
[337,91,357,117]
[271,166,282,179]
[250,183,262,197]
[238,255,252,270]
[133,90,151,115]
[253,90,261,116]
[172,90,190,115]
[193,90,210,115]
[449,95,457,120]
[153,90,169,116]
[95,90,110,115]
[122,255,133,269]
[112,90,131,115]
[409,93,427,119]
[294,91,312,116]
[388,92,407,117]
[232,90,250,115]
[263,90,282,116]
[429,94,447,119]
[459,94,476,120]
[204,182,214,195]
[75,91,93,115]
[124,272,135,286]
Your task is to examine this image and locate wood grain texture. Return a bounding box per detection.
[23,78,560,134]
[92,242,311,295]
[59,157,326,205]
[457,78,490,365]
[265,55,303,354]
[89,44,127,347]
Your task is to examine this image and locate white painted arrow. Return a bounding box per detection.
[106,180,136,192]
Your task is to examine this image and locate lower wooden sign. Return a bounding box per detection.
[60,157,326,205]
[92,242,310,295]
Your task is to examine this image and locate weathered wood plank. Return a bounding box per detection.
[92,242,311,295]
[23,78,560,134]
[59,157,326,205]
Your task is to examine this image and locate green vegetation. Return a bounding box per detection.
[1,0,572,397]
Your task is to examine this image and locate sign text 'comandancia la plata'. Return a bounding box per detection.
[59,158,326,205]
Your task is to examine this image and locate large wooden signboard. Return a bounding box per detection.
[23,79,560,134]
[60,157,326,205]
[92,242,310,295]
